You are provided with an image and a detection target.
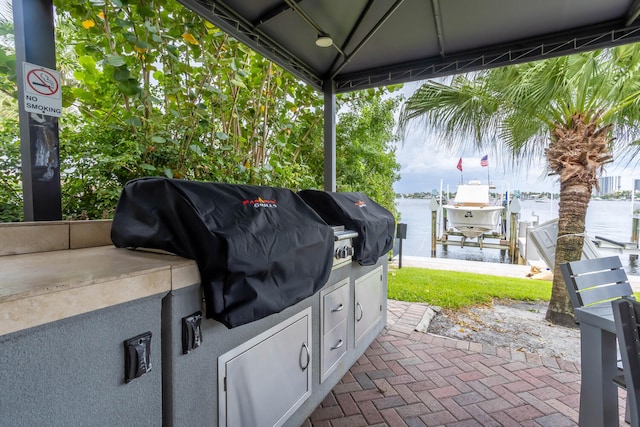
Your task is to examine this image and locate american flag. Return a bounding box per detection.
[480,155,488,167]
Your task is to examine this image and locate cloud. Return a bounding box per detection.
[394,131,555,194]
[393,82,557,194]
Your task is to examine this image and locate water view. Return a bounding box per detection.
[395,197,640,274]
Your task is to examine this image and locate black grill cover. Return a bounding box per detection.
[298,190,395,266]
[111,178,334,328]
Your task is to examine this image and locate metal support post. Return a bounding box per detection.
[13,0,61,220]
[322,80,336,192]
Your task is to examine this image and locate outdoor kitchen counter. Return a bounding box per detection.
[0,245,200,336]
[0,220,198,427]
[0,221,388,426]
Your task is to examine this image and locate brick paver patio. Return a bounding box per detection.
[305,300,627,426]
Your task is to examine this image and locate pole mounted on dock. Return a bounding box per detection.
[429,198,439,257]
[509,197,521,263]
[481,154,490,185]
[632,183,639,243]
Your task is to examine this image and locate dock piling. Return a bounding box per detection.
[429,198,438,257]
[509,212,518,263]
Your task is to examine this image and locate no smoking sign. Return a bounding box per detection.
[22,62,62,117]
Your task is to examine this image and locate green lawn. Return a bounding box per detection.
[387,266,552,309]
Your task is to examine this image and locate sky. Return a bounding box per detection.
[392,139,552,195]
[391,82,638,195]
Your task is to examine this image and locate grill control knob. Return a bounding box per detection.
[335,246,354,259]
[335,246,348,259]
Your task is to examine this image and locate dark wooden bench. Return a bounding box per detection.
[612,297,640,426]
[561,255,635,424]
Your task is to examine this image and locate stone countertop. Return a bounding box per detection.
[0,245,200,336]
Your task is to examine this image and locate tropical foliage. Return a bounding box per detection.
[399,46,640,326]
[0,0,400,221]
[0,118,20,222]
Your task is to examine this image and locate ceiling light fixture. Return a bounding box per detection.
[315,34,333,48]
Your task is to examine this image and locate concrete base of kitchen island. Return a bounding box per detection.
[0,221,387,427]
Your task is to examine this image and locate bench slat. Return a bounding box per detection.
[565,255,622,275]
[578,282,634,306]
[573,268,630,290]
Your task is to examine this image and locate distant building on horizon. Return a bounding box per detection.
[596,176,621,196]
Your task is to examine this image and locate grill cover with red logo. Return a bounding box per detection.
[111,178,334,328]
[298,190,395,266]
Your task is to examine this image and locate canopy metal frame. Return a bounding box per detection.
[12,0,640,219]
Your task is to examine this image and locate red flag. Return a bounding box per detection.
[481,155,488,167]
[456,157,462,172]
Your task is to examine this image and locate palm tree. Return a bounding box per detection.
[398,45,640,327]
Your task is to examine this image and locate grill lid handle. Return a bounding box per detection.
[334,230,358,241]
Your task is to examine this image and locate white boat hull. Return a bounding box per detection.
[444,205,504,238]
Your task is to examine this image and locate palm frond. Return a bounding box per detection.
[398,75,501,152]
[399,44,640,177]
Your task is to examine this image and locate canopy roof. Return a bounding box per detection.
[178,0,640,92]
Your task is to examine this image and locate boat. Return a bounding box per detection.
[444,180,504,238]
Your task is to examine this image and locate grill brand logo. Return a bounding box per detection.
[355,200,367,208]
[243,196,278,208]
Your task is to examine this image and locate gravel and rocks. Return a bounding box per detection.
[424,299,581,363]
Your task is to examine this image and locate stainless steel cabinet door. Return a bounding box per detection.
[354,266,384,346]
[218,308,312,427]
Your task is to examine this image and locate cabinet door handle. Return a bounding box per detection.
[356,302,363,322]
[330,338,344,350]
[331,303,344,313]
[299,342,310,371]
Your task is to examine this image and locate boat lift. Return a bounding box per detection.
[428,196,522,262]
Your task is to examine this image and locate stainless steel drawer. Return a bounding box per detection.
[321,319,347,381]
[322,279,349,334]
